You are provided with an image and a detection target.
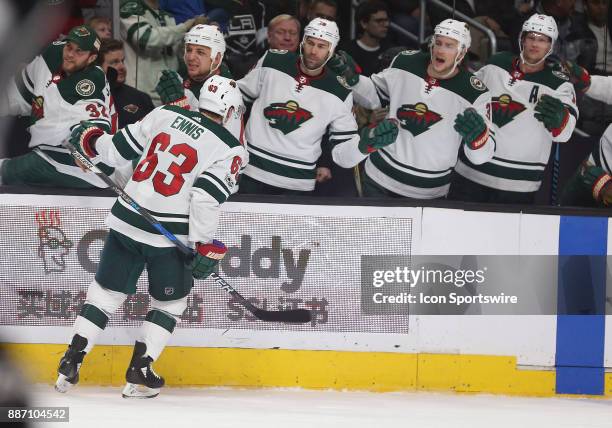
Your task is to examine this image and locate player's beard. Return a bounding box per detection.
[303,55,326,71]
[62,56,92,75]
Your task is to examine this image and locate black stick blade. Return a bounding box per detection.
[253,309,312,323]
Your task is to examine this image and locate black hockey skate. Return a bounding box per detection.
[122,341,164,399]
[55,334,87,393]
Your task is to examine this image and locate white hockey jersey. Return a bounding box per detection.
[3,41,113,187]
[238,50,365,191]
[455,52,578,193]
[94,105,246,247]
[586,75,612,104]
[178,65,244,143]
[120,0,189,105]
[588,123,612,173]
[353,51,494,199]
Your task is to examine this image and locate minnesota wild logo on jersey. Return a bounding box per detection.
[263,100,313,135]
[490,94,526,128]
[396,103,442,136]
[31,96,44,122]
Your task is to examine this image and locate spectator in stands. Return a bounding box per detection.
[56,0,97,38]
[425,1,515,63]
[206,0,266,79]
[343,0,391,77]
[537,0,577,60]
[566,0,611,74]
[97,39,154,129]
[86,16,112,39]
[515,0,536,16]
[119,0,207,105]
[565,0,612,135]
[159,0,205,24]
[267,14,301,52]
[387,0,422,48]
[306,0,337,22]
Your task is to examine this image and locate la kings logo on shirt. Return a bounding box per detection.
[396,103,442,136]
[76,79,95,96]
[491,94,526,128]
[263,101,313,134]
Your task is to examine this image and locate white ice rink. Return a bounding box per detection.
[31,385,612,428]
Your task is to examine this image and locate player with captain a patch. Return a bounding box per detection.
[449,14,578,204]
[331,19,495,199]
[237,17,398,195]
[0,25,118,188]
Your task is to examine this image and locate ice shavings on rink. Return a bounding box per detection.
[31,385,612,428]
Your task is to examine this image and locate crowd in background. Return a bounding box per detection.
[2,0,612,208]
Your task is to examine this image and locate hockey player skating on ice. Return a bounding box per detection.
[237,17,399,195]
[0,25,117,189]
[330,19,494,199]
[450,14,578,204]
[55,76,245,398]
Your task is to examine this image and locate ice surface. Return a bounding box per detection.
[31,385,612,428]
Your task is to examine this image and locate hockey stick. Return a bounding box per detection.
[65,141,312,323]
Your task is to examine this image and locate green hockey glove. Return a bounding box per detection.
[563,60,591,94]
[189,240,227,280]
[69,120,105,158]
[579,163,612,205]
[327,50,360,87]
[358,119,399,154]
[453,108,488,150]
[156,70,186,105]
[534,95,569,136]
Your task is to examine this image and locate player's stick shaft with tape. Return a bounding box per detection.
[66,142,312,323]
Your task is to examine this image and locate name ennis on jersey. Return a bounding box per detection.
[94,105,245,247]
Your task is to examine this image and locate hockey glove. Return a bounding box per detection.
[189,240,227,280]
[156,70,187,106]
[534,95,569,137]
[563,60,591,94]
[579,163,612,205]
[358,119,399,154]
[327,50,360,87]
[453,108,488,150]
[69,120,105,158]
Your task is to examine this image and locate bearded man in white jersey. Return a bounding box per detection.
[237,17,399,195]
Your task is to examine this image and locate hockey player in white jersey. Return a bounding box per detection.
[55,76,245,398]
[449,14,578,204]
[154,25,242,142]
[562,123,612,207]
[0,25,117,189]
[330,19,495,199]
[237,17,399,195]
